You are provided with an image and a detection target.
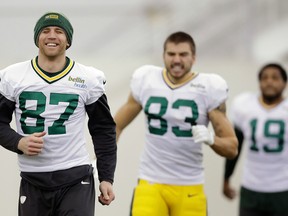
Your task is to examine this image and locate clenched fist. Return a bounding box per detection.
[192,125,214,146]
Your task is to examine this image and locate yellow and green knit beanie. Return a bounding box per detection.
[34,12,73,49]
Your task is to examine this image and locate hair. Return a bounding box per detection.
[163,31,196,55]
[258,63,287,83]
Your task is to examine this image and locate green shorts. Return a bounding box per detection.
[240,186,288,214]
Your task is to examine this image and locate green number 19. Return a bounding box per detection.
[250,119,285,153]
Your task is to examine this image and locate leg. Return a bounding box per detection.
[239,187,271,216]
[169,184,207,216]
[240,187,288,216]
[18,178,54,216]
[240,207,273,216]
[55,174,95,216]
[268,190,288,216]
[130,179,168,216]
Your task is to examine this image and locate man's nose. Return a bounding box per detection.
[47,30,57,38]
[173,55,181,62]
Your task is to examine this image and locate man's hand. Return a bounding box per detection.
[192,125,214,146]
[223,179,236,199]
[17,131,46,155]
[98,181,115,205]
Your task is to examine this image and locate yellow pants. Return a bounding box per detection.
[130,179,207,216]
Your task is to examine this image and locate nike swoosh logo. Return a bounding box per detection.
[81,181,90,185]
[187,194,194,198]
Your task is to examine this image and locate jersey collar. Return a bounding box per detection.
[31,57,74,84]
[162,69,198,89]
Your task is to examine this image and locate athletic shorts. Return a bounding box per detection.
[130,179,207,216]
[240,186,288,215]
[18,174,95,216]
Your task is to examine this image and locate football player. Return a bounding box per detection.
[114,31,238,216]
[0,12,116,216]
[223,63,288,216]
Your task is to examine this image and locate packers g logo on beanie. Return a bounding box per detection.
[34,12,73,49]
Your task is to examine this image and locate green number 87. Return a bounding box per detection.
[19,91,79,135]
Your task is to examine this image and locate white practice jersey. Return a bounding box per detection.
[0,58,105,172]
[231,92,288,192]
[131,65,228,185]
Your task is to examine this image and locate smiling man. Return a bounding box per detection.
[0,12,117,216]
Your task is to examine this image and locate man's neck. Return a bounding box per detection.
[167,71,195,85]
[37,54,67,73]
[259,95,284,109]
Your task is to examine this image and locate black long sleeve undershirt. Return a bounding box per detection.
[0,94,23,154]
[0,92,117,183]
[224,126,244,180]
[85,94,117,184]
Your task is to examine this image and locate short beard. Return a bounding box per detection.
[262,92,282,104]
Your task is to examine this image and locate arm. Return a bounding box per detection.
[114,93,142,142]
[86,94,117,205]
[85,94,117,184]
[0,94,48,155]
[0,94,23,153]
[208,102,238,159]
[223,126,244,199]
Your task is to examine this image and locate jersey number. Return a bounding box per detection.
[19,91,79,135]
[250,119,285,153]
[144,96,198,137]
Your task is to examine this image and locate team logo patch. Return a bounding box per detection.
[20,196,27,204]
[45,14,59,20]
